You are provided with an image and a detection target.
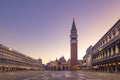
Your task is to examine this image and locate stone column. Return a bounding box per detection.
[56,66,58,70]
[115,30,119,37]
[50,66,51,71]
[104,52,106,58]
[107,66,109,72]
[111,64,113,72]
[115,44,119,54]
[102,64,104,71]
[99,54,101,59]
[102,53,103,59]
[0,66,2,72]
[65,66,66,70]
[111,47,113,56]
[108,64,111,72]
[61,65,62,70]
[111,33,114,39]
[107,50,109,57]
[115,64,118,72]
[4,67,6,72]
[1,66,3,72]
[108,36,110,42]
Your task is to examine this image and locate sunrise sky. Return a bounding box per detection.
[0,0,120,64]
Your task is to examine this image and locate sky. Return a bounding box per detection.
[0,0,120,64]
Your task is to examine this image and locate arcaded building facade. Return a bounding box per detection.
[83,46,93,70]
[92,19,120,72]
[0,44,42,72]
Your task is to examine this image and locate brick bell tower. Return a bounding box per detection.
[70,18,78,70]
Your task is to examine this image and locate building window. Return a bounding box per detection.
[119,28,120,33]
[111,32,114,39]
[106,38,108,43]
[113,31,116,37]
[103,41,105,45]
[109,35,111,40]
[107,36,109,42]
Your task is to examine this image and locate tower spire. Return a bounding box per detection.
[71,18,76,30]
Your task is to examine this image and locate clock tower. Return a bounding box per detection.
[70,18,78,70]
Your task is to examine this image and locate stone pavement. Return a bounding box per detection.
[0,71,120,80]
[81,71,120,80]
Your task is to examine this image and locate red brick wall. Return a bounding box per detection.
[71,43,78,67]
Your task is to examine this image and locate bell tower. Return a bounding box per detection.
[70,18,78,70]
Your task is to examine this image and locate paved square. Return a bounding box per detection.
[0,71,120,80]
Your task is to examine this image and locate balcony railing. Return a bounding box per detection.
[92,52,120,64]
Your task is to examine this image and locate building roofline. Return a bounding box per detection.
[93,19,120,48]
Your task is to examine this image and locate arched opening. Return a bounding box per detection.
[63,65,65,70]
[109,48,111,57]
[54,66,56,70]
[113,45,115,55]
[66,66,68,70]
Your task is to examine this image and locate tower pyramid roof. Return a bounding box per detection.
[71,18,76,30]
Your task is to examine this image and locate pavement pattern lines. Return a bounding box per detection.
[24,71,102,80]
[1,71,119,80]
